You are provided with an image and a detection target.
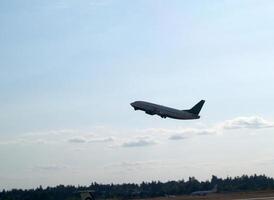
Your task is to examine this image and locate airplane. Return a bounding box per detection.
[130,100,205,120]
[191,185,217,196]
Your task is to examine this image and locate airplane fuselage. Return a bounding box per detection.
[130,101,200,120]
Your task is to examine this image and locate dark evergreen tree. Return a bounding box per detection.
[1,174,274,200]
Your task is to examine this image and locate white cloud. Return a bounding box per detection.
[167,128,217,140]
[0,128,115,146]
[178,128,217,136]
[68,136,115,144]
[169,134,187,140]
[25,129,79,137]
[68,137,87,143]
[88,136,115,143]
[167,116,274,140]
[221,116,274,130]
[142,127,216,136]
[122,137,158,148]
[1,116,273,147]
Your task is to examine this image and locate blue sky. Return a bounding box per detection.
[1,0,274,190]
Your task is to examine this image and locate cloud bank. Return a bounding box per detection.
[221,116,274,130]
[168,116,274,140]
[68,136,115,144]
[1,116,273,147]
[121,137,158,148]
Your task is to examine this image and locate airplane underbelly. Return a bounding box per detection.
[169,112,193,120]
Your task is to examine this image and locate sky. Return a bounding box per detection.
[1,0,274,190]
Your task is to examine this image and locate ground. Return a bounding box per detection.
[136,190,274,200]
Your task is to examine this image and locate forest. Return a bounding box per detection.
[1,174,274,200]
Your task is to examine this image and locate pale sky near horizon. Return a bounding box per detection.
[1,0,274,190]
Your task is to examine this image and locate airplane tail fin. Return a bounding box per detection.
[187,100,205,115]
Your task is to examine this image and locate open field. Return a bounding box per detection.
[136,190,274,200]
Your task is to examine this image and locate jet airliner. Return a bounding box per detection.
[130,100,205,120]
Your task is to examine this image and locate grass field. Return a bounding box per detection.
[136,190,274,200]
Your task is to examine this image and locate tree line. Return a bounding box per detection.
[1,174,274,200]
